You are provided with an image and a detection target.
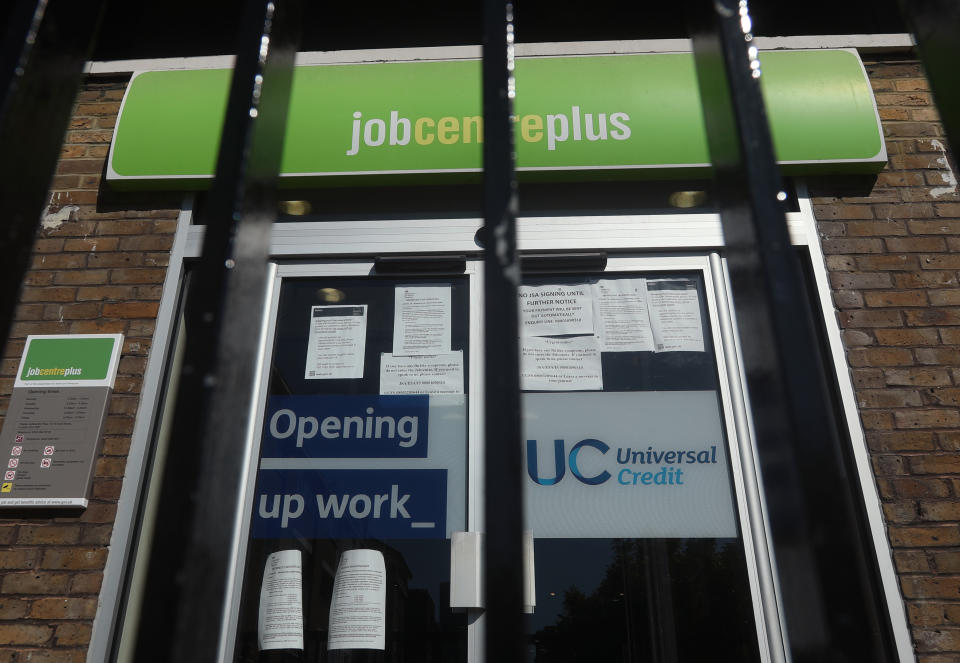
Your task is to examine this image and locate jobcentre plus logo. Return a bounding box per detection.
[25,366,82,378]
[346,106,632,156]
[527,439,718,487]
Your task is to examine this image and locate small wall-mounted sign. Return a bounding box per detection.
[0,334,123,508]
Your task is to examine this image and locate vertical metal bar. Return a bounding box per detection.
[0,0,105,357]
[686,1,897,661]
[132,1,300,660]
[481,1,525,663]
[897,0,960,155]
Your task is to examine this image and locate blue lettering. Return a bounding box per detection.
[526,439,566,485]
[569,438,611,485]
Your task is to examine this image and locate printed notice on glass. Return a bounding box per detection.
[393,285,452,356]
[305,305,367,379]
[380,351,463,395]
[328,549,387,651]
[647,280,705,352]
[258,550,304,651]
[519,284,594,337]
[592,278,655,352]
[521,336,603,391]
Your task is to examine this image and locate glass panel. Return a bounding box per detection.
[234,275,470,663]
[520,272,760,663]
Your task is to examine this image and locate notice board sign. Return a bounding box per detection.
[0,334,123,508]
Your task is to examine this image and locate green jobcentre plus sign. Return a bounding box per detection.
[107,50,884,188]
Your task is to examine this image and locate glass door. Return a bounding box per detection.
[517,257,764,663]
[227,253,772,663]
[231,262,473,663]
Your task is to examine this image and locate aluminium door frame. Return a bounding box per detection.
[90,193,914,663]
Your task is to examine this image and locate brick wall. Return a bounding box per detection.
[811,56,960,662]
[0,78,177,662]
[1,53,958,662]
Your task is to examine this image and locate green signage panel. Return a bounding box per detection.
[16,334,124,388]
[107,50,884,188]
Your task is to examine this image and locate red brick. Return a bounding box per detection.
[864,290,928,307]
[56,159,102,175]
[917,348,960,365]
[95,220,154,236]
[895,550,931,573]
[75,285,138,301]
[68,320,127,334]
[68,571,103,593]
[54,623,92,647]
[861,411,894,430]
[52,269,109,285]
[0,624,53,646]
[891,526,960,547]
[884,500,919,523]
[821,238,885,254]
[813,204,876,220]
[890,478,951,498]
[911,454,960,473]
[921,502,960,522]
[30,253,87,270]
[842,329,872,345]
[906,309,960,326]
[74,102,121,116]
[118,235,174,251]
[110,268,167,284]
[876,92,934,106]
[894,272,957,288]
[94,456,127,477]
[930,290,960,306]
[62,237,120,252]
[829,272,892,289]
[875,328,941,345]
[915,628,960,652]
[875,202,936,218]
[1,572,70,594]
[79,502,117,524]
[886,122,941,137]
[932,552,960,574]
[102,302,160,319]
[867,431,936,452]
[886,237,948,252]
[923,255,960,270]
[0,599,29,620]
[908,220,960,234]
[897,410,960,429]
[16,526,80,545]
[939,432,960,450]
[857,389,922,408]
[930,389,960,407]
[847,347,914,367]
[43,303,101,321]
[856,255,920,270]
[40,548,107,571]
[19,286,77,303]
[86,252,145,268]
[933,203,960,217]
[0,549,40,570]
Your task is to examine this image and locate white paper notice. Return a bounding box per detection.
[305,305,367,379]
[521,336,603,391]
[380,351,464,395]
[328,549,387,651]
[258,550,304,651]
[647,280,705,352]
[519,284,594,337]
[393,285,452,356]
[592,278,656,352]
